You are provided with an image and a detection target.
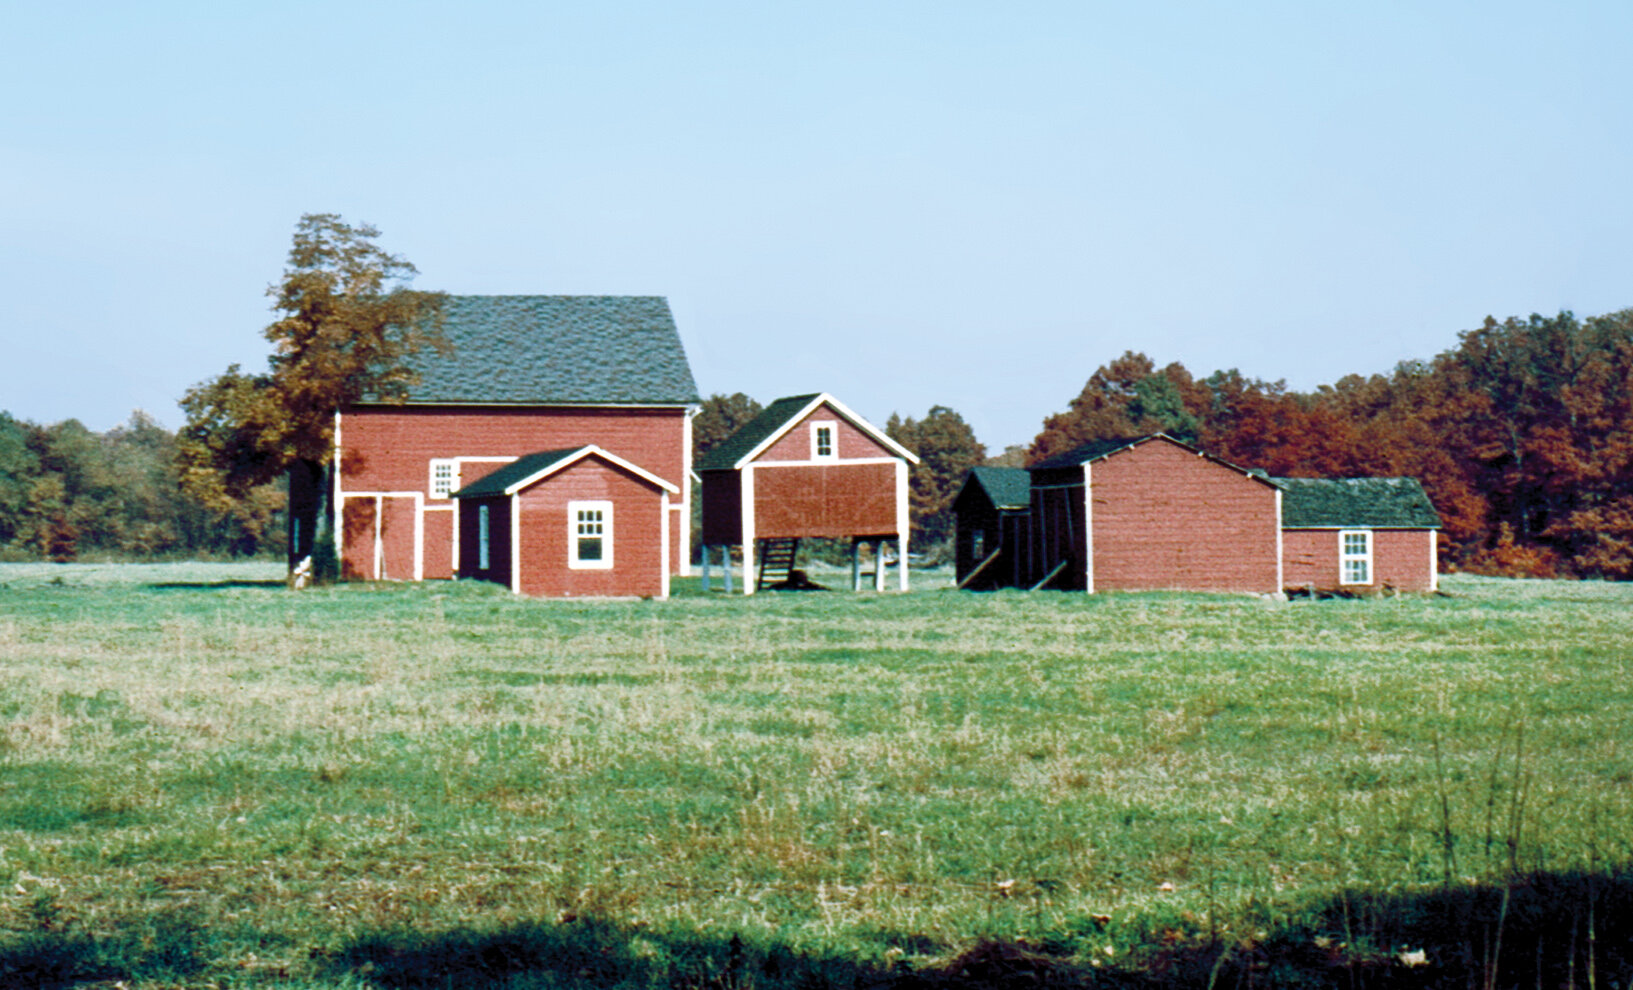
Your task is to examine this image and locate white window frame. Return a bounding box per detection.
[810,420,837,460]
[477,504,491,570]
[429,458,460,499]
[1339,529,1372,585]
[568,500,614,570]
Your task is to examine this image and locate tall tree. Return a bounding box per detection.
[178,214,445,578]
[887,405,985,547]
[692,393,763,463]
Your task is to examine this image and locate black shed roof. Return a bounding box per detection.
[378,295,699,406]
[1274,477,1442,529]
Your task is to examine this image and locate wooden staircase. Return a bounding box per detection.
[756,538,800,590]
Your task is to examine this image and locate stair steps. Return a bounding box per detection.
[756,538,800,590]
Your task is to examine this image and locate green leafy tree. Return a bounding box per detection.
[0,413,39,550]
[178,214,446,578]
[693,393,763,463]
[887,405,985,549]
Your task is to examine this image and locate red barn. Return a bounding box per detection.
[1026,434,1282,593]
[1275,477,1441,593]
[451,445,678,599]
[697,393,919,593]
[306,296,700,584]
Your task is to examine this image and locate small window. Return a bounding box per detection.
[1339,530,1371,585]
[430,459,460,498]
[811,421,837,460]
[971,530,985,559]
[569,500,614,569]
[478,504,491,570]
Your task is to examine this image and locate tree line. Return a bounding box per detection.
[0,410,283,562]
[696,309,1633,579]
[1025,309,1633,579]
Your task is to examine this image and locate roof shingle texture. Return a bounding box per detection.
[1274,477,1442,528]
[1028,436,1151,472]
[387,296,699,405]
[965,466,1032,510]
[451,447,583,498]
[696,394,822,471]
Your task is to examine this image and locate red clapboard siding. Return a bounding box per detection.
[753,462,899,538]
[515,458,667,598]
[1284,528,1436,592]
[423,509,454,580]
[757,403,895,461]
[338,405,688,576]
[341,498,376,581]
[1092,441,1280,593]
[380,496,418,580]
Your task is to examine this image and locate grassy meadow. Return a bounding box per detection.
[0,563,1630,987]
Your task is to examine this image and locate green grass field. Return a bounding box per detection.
[0,563,1629,988]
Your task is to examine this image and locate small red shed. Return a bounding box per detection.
[1274,477,1441,593]
[697,393,919,593]
[1027,434,1282,593]
[452,445,678,599]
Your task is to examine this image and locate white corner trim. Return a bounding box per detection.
[660,494,671,599]
[896,458,910,592]
[741,464,756,595]
[1083,462,1095,594]
[510,495,522,594]
[1274,489,1284,592]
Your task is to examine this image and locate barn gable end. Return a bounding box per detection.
[697,393,918,594]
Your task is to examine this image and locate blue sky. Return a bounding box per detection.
[5,2,1632,450]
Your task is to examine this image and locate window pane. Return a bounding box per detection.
[578,537,603,561]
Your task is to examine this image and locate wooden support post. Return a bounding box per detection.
[874,540,886,592]
[724,547,734,594]
[899,536,909,592]
[701,545,712,592]
[851,539,862,592]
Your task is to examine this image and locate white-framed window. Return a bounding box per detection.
[811,420,837,460]
[568,500,614,569]
[1339,529,1372,585]
[429,458,460,499]
[477,504,491,570]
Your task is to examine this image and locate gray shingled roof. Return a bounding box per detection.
[380,296,699,405]
[1028,436,1157,471]
[696,394,822,471]
[963,466,1032,511]
[451,447,583,498]
[1274,477,1442,528]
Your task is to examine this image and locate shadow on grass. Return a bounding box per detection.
[5,870,1631,988]
[313,868,1633,989]
[0,908,207,989]
[147,579,288,590]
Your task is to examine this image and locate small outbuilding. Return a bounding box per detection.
[1274,477,1441,592]
[1026,434,1283,593]
[698,393,919,593]
[452,445,679,599]
[951,466,1033,589]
